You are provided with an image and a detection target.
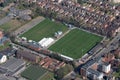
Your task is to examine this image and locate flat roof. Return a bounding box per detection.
[82,56,101,69]
[87,68,102,76]
[0,77,8,80]
[0,58,25,72]
[82,60,96,69]
[16,50,38,61]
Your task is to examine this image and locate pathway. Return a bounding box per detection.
[46,29,71,49]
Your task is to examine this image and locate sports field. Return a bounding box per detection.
[0,19,26,32]
[40,72,54,80]
[77,0,86,4]
[21,65,47,80]
[20,19,68,42]
[49,29,103,59]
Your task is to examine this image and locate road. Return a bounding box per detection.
[11,43,46,58]
[93,33,120,58]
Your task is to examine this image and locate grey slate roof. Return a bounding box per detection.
[82,60,96,69]
[0,58,25,73]
[87,68,102,76]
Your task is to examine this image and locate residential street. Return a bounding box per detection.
[94,32,120,58]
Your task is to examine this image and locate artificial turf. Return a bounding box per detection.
[20,19,68,42]
[40,72,54,80]
[49,29,103,59]
[21,65,47,80]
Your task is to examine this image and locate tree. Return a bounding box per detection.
[50,53,63,61]
[55,68,64,80]
[0,2,4,7]
[69,60,78,68]
[113,66,120,79]
[54,64,73,80]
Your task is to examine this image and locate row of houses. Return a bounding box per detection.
[39,57,65,71]
[80,47,120,80]
[37,0,120,37]
[16,49,65,72]
[8,7,32,20]
[16,50,40,63]
[84,0,118,15]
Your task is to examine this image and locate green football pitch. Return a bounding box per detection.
[20,19,68,42]
[21,65,47,80]
[49,29,103,59]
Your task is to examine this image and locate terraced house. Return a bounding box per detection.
[37,0,120,37]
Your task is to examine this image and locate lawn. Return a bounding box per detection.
[21,65,47,80]
[77,0,87,4]
[49,29,103,59]
[0,19,24,32]
[20,19,68,42]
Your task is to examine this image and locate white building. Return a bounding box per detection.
[87,68,103,80]
[51,0,63,3]
[28,0,36,3]
[113,0,120,3]
[54,31,63,38]
[38,38,54,48]
[0,54,7,64]
[21,37,27,41]
[102,63,111,73]
[98,63,111,73]
[60,54,73,61]
[58,0,63,3]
